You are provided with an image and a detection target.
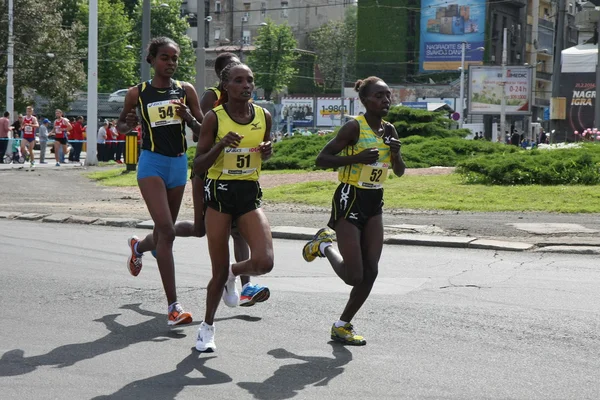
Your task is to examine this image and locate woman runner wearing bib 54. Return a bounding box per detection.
[118,37,203,327]
[194,63,274,352]
[302,76,406,346]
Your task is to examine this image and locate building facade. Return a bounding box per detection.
[182,0,356,85]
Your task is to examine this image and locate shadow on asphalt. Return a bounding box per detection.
[0,303,192,377]
[237,343,353,399]
[91,352,232,399]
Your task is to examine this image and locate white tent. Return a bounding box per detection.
[562,43,597,73]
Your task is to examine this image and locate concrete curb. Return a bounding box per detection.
[1,211,599,254]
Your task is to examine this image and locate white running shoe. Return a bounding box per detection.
[222,275,240,307]
[196,322,216,352]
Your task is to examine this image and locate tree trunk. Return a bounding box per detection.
[264,89,272,101]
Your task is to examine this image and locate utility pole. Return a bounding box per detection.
[240,17,245,62]
[195,0,206,92]
[551,0,567,134]
[141,0,151,81]
[459,41,466,128]
[499,28,508,143]
[6,0,14,123]
[86,0,98,166]
[340,52,346,125]
[595,21,600,129]
[529,0,540,141]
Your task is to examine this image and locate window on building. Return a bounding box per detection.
[214,28,221,41]
[243,30,251,44]
[281,1,288,18]
[261,2,266,17]
[215,1,221,13]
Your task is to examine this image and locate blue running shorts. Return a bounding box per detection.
[137,150,188,189]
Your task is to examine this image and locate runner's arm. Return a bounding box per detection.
[200,90,218,115]
[259,110,273,161]
[385,123,406,177]
[117,87,140,134]
[65,118,73,132]
[181,82,204,141]
[315,119,378,168]
[193,111,221,175]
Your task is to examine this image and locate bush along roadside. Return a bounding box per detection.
[457,143,600,185]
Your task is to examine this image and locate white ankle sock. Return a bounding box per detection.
[168,302,179,313]
[334,320,348,328]
[319,242,332,255]
[134,241,142,257]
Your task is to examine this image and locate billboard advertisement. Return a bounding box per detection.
[280,98,314,127]
[316,98,350,127]
[419,0,486,71]
[468,66,532,115]
[559,73,595,133]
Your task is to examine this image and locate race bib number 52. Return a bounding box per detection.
[357,162,389,189]
[223,147,261,176]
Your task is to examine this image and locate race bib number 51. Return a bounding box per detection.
[223,147,261,176]
[147,100,182,127]
[357,162,389,189]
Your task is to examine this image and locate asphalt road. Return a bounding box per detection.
[1,220,598,399]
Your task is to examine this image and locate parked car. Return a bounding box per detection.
[107,89,128,110]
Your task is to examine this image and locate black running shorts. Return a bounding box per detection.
[328,182,383,231]
[204,179,262,220]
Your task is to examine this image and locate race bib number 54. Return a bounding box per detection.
[223,147,261,176]
[147,100,182,127]
[357,162,389,189]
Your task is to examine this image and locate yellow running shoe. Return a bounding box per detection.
[302,228,335,262]
[331,323,366,346]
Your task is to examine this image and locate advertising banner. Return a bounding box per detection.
[316,98,350,127]
[468,66,532,115]
[280,98,314,127]
[559,73,595,133]
[419,0,486,71]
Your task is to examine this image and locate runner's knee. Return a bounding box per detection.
[251,253,274,275]
[155,223,176,243]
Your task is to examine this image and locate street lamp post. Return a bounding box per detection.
[458,42,466,128]
[240,17,246,62]
[140,2,169,82]
[500,28,508,144]
[6,0,14,123]
[458,43,484,129]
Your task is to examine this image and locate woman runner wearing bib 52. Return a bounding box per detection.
[194,62,274,352]
[118,37,203,327]
[302,76,406,346]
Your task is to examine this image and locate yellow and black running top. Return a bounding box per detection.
[338,115,392,189]
[138,79,187,157]
[207,103,267,182]
[207,86,221,101]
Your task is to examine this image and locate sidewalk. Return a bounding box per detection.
[1,165,600,254]
[2,210,599,255]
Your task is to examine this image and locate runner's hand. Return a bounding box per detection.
[173,100,192,122]
[355,148,379,165]
[259,141,272,160]
[125,109,138,129]
[219,131,243,148]
[385,136,401,154]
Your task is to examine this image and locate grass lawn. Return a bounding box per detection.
[86,167,600,213]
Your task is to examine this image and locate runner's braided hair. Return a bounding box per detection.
[215,62,245,107]
[146,37,179,64]
[354,76,384,102]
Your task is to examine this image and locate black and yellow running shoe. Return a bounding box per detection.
[331,323,367,346]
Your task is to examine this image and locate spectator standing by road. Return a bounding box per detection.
[69,116,84,164]
[38,119,49,164]
[97,121,108,162]
[0,112,12,163]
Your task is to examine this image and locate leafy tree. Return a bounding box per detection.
[77,0,137,92]
[131,0,195,83]
[247,18,298,101]
[0,0,86,113]
[308,7,356,91]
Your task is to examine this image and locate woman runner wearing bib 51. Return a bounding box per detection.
[117,37,203,327]
[302,76,406,346]
[194,62,274,352]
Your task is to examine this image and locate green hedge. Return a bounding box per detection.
[457,144,600,185]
